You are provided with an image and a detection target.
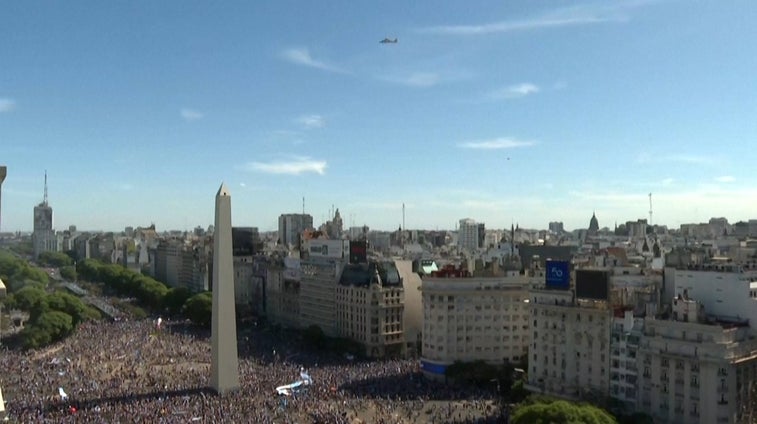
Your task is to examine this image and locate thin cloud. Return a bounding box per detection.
[488,83,540,99]
[636,153,719,165]
[296,114,325,129]
[0,98,16,112]
[715,176,735,183]
[180,108,204,121]
[417,1,649,35]
[280,48,348,74]
[458,138,535,150]
[241,157,327,176]
[382,72,441,88]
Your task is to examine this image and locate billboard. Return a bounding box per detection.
[545,260,570,290]
[306,239,348,259]
[232,227,258,256]
[575,269,610,301]
[349,240,367,264]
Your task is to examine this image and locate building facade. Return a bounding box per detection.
[420,275,532,379]
[278,213,313,248]
[636,299,757,424]
[527,289,613,402]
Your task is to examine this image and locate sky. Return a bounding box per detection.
[2,0,757,233]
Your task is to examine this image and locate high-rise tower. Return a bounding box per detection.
[211,183,240,394]
[32,171,56,259]
[0,166,6,233]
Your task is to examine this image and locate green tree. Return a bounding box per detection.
[47,291,89,325]
[11,286,49,321]
[511,399,617,424]
[183,292,212,327]
[37,251,74,267]
[20,326,52,349]
[35,310,74,340]
[59,265,77,281]
[163,287,192,316]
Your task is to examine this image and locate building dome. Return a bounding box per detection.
[588,212,599,233]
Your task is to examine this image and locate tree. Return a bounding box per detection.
[183,292,212,327]
[60,265,77,281]
[303,324,326,349]
[163,287,192,316]
[37,251,74,268]
[511,399,617,424]
[35,310,74,340]
[47,291,88,325]
[11,286,49,321]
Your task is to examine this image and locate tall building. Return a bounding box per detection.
[278,213,314,248]
[32,171,57,259]
[420,271,533,380]
[0,166,6,233]
[548,221,565,234]
[527,288,612,400]
[458,218,481,252]
[211,183,240,394]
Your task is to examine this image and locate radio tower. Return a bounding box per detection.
[648,193,653,225]
[402,203,405,230]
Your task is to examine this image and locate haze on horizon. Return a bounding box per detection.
[1,1,756,233]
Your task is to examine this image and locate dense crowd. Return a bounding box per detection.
[1,318,506,423]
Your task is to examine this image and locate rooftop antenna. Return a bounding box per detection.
[43,170,48,206]
[402,203,405,231]
[648,192,653,225]
[302,196,305,215]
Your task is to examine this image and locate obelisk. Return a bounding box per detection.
[211,183,240,394]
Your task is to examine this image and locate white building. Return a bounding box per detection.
[526,289,612,401]
[636,296,757,424]
[458,218,481,252]
[665,263,757,329]
[421,274,532,379]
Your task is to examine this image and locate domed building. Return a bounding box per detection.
[588,212,600,236]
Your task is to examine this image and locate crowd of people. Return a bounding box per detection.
[1,318,507,423]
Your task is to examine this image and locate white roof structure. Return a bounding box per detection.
[0,277,6,298]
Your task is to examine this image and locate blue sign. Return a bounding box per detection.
[545,260,570,289]
[420,360,447,375]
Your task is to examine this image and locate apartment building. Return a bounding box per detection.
[335,261,405,358]
[636,297,757,424]
[299,256,342,337]
[266,256,301,329]
[527,289,612,401]
[420,272,532,380]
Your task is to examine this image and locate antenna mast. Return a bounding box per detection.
[648,193,653,225]
[302,196,305,215]
[402,203,405,230]
[44,170,48,206]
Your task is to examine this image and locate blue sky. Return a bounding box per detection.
[2,0,757,233]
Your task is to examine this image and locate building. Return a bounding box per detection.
[458,218,482,252]
[32,172,57,259]
[0,166,6,234]
[336,261,405,357]
[420,269,534,380]
[266,256,301,329]
[664,260,757,331]
[150,239,209,293]
[278,213,313,249]
[549,221,565,234]
[299,255,342,337]
[526,288,612,402]
[636,296,757,424]
[0,277,5,420]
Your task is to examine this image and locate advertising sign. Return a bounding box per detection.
[545,260,570,290]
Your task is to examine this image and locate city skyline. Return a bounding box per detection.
[2,1,757,232]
